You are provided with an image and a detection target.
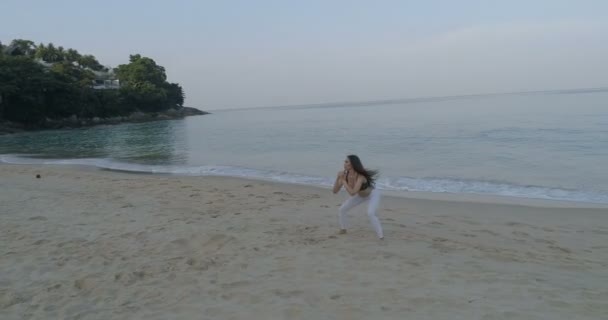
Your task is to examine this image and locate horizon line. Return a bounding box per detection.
[204,86,608,112]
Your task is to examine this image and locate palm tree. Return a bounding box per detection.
[65,48,81,63]
[5,39,36,56]
[34,43,47,60]
[56,46,66,62]
[47,43,58,62]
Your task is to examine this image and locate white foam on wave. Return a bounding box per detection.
[376,177,608,204]
[2,154,608,204]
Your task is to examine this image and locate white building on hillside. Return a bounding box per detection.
[92,69,120,90]
[92,79,120,90]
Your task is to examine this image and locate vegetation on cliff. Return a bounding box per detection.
[0,39,200,131]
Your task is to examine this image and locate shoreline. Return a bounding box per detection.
[3,162,607,209]
[2,164,607,319]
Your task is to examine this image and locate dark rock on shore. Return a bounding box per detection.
[0,107,209,135]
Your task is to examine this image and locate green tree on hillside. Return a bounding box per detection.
[115,54,184,112]
[165,82,185,108]
[4,39,36,57]
[115,54,167,86]
[1,39,187,125]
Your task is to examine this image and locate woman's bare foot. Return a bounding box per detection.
[339,229,347,234]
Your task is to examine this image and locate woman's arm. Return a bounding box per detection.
[332,171,344,194]
[342,176,364,196]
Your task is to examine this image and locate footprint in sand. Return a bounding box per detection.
[476,229,500,236]
[548,245,571,253]
[273,289,304,298]
[114,271,147,286]
[186,257,217,271]
[512,231,530,237]
[534,238,554,245]
[46,284,62,292]
[74,276,97,291]
[0,291,28,309]
[221,280,250,289]
[28,216,48,221]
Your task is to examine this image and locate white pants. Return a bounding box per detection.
[339,189,384,238]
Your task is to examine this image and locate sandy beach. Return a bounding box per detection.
[1,164,607,320]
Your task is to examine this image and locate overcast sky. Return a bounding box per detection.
[2,0,607,110]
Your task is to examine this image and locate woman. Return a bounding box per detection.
[332,155,384,239]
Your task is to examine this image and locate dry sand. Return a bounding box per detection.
[1,164,607,320]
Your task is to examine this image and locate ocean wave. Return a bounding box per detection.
[2,154,608,204]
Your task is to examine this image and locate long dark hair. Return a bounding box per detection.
[347,154,378,187]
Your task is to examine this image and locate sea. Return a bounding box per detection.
[1,90,608,204]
